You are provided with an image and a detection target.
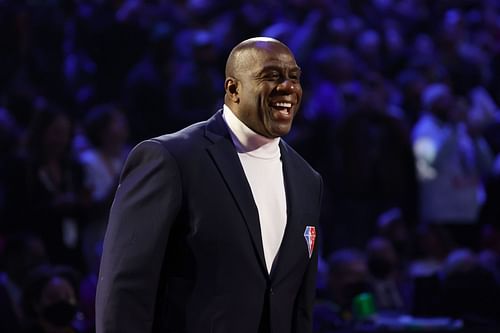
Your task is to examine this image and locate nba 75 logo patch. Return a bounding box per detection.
[304,226,316,258]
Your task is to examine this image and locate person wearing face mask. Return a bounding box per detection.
[313,249,372,332]
[366,237,411,313]
[20,265,86,333]
[96,37,323,333]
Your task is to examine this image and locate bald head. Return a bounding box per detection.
[225,37,292,78]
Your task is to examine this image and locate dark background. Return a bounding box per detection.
[1,1,500,332]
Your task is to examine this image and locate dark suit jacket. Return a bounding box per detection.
[96,110,323,333]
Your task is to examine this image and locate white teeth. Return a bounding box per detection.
[274,102,292,108]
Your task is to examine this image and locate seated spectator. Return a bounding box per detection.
[409,225,452,317]
[301,45,359,124]
[80,103,129,274]
[440,249,500,329]
[314,249,370,332]
[408,224,453,278]
[376,207,413,265]
[3,106,90,272]
[0,233,48,333]
[366,236,412,313]
[20,265,87,333]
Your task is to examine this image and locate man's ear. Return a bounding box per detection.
[225,77,239,103]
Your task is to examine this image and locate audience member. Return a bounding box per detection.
[408,224,453,278]
[314,249,370,332]
[122,22,175,143]
[366,236,411,313]
[412,82,493,249]
[21,265,87,333]
[375,207,413,265]
[323,77,417,252]
[79,104,129,273]
[440,248,500,329]
[409,225,453,317]
[169,29,224,128]
[3,106,89,271]
[0,233,48,333]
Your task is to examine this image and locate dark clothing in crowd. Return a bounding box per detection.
[323,110,417,253]
[3,154,88,270]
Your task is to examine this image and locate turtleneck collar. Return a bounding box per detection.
[223,104,281,159]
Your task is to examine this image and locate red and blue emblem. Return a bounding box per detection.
[304,226,316,258]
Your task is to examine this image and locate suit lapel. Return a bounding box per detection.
[270,141,308,283]
[205,111,268,276]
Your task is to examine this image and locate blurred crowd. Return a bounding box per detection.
[1,0,500,332]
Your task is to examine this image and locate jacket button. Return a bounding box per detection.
[269,288,274,295]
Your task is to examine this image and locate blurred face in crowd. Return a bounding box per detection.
[225,38,302,138]
[105,110,129,149]
[431,91,454,122]
[37,276,78,328]
[367,237,398,279]
[329,257,369,307]
[43,114,72,159]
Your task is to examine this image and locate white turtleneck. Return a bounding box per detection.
[223,104,287,273]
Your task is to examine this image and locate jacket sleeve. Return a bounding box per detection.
[293,174,323,333]
[95,139,182,333]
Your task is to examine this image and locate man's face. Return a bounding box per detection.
[232,43,302,138]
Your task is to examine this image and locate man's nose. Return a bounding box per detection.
[277,79,299,93]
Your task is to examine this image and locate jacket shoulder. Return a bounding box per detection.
[128,120,210,161]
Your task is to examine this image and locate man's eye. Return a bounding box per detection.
[290,72,301,81]
[265,72,281,80]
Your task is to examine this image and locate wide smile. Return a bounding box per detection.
[270,101,294,120]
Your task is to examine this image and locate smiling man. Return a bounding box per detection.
[224,37,302,138]
[96,37,323,333]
